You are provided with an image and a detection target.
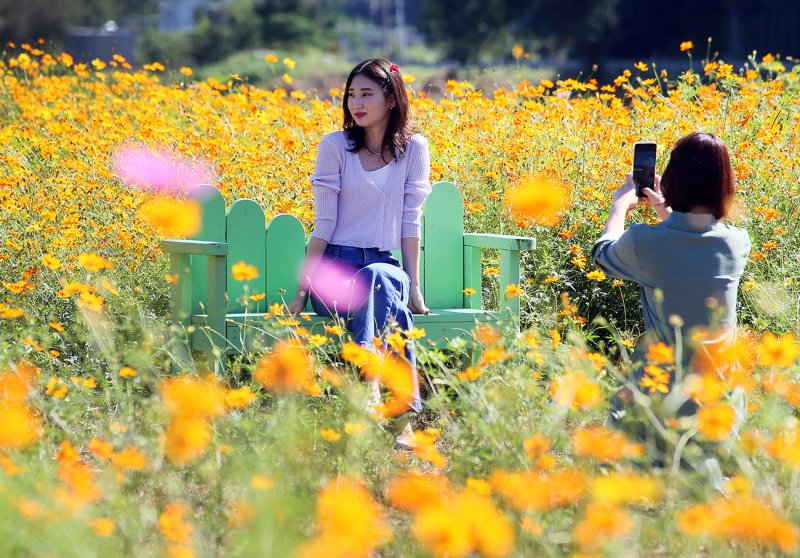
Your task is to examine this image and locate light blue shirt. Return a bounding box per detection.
[591,212,750,346]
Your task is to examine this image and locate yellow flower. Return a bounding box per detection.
[490,468,584,512]
[46,376,68,399]
[574,504,632,550]
[164,417,212,465]
[757,332,800,368]
[484,266,500,276]
[250,474,275,490]
[319,428,342,442]
[506,175,572,227]
[463,287,476,295]
[283,57,295,69]
[296,477,392,558]
[138,197,201,238]
[0,306,25,319]
[639,364,671,394]
[179,66,192,76]
[523,433,550,461]
[282,73,293,85]
[161,375,228,419]
[78,253,114,272]
[696,403,737,441]
[231,261,259,281]
[456,366,482,381]
[158,502,194,544]
[591,474,662,506]
[550,370,602,411]
[386,471,453,511]
[119,366,138,379]
[680,41,694,51]
[504,283,523,297]
[645,341,674,364]
[254,341,321,396]
[0,401,42,450]
[110,447,147,471]
[86,518,116,537]
[264,54,278,63]
[225,386,256,409]
[40,253,62,269]
[586,270,606,282]
[572,425,644,463]
[325,323,344,336]
[677,497,798,552]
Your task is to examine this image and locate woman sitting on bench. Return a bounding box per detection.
[288,58,431,449]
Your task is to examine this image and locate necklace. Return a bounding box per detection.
[364,143,381,155]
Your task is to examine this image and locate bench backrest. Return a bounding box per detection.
[186,181,464,314]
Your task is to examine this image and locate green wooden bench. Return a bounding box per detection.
[161,181,535,373]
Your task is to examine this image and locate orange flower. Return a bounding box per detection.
[296,477,392,558]
[360,353,416,418]
[572,425,643,462]
[490,468,584,512]
[645,342,674,364]
[77,253,115,272]
[574,504,632,550]
[757,332,800,368]
[550,369,602,411]
[0,361,39,401]
[254,341,321,396]
[680,41,694,51]
[111,447,148,471]
[164,417,212,465]
[161,375,228,418]
[506,175,572,227]
[696,403,737,441]
[231,261,259,281]
[0,401,42,450]
[138,197,200,238]
[386,472,453,512]
[159,502,194,544]
[225,386,256,408]
[677,497,798,551]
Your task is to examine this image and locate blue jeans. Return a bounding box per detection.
[309,244,421,413]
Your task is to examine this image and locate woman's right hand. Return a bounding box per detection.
[287,290,308,315]
[641,174,671,221]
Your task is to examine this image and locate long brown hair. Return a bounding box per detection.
[342,58,416,160]
[661,131,735,219]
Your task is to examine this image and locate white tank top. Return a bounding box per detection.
[365,163,392,190]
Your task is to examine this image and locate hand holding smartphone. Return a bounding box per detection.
[632,142,657,197]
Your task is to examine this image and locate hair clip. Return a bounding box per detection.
[389,64,400,74]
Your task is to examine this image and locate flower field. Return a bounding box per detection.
[2,42,800,557]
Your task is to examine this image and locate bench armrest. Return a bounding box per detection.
[462,233,535,320]
[463,233,535,251]
[161,239,228,256]
[161,240,228,364]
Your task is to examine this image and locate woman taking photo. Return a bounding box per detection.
[592,131,750,352]
[288,58,431,448]
[593,132,751,463]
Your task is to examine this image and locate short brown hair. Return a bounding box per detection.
[661,131,735,219]
[342,58,416,159]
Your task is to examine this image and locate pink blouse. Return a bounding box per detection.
[310,131,431,251]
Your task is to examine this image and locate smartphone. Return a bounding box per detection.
[632,142,657,197]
